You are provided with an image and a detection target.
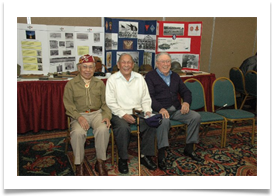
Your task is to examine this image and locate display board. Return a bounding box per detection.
[156,21,202,71]
[104,18,157,71]
[17,23,105,75]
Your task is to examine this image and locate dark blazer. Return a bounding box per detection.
[145,69,192,112]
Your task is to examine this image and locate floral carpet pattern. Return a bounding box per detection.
[18,124,257,176]
[18,137,74,176]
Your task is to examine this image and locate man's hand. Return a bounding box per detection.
[122,114,136,124]
[159,108,170,118]
[180,102,190,114]
[78,116,89,131]
[102,118,111,129]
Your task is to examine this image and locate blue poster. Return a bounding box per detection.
[104,18,157,71]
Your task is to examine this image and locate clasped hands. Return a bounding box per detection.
[78,116,111,130]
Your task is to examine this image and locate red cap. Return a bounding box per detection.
[79,54,95,64]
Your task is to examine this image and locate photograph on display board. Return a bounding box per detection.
[92,46,103,56]
[163,23,184,36]
[137,34,156,51]
[66,41,74,48]
[123,40,134,50]
[94,33,100,42]
[50,32,61,39]
[158,37,191,52]
[143,52,153,65]
[106,52,112,69]
[118,21,138,38]
[76,33,88,40]
[170,54,183,66]
[105,33,118,50]
[182,54,199,69]
[26,30,36,39]
[65,33,73,39]
[64,62,74,71]
[63,50,72,55]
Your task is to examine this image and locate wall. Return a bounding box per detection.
[17,17,257,78]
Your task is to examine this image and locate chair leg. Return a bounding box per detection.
[115,146,119,165]
[65,138,68,154]
[203,124,211,136]
[222,120,228,148]
[111,131,114,165]
[240,95,248,109]
[65,131,70,154]
[251,119,255,145]
[220,121,225,147]
[137,121,141,176]
[230,122,236,134]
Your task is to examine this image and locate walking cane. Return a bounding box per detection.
[133,108,142,176]
[137,115,141,176]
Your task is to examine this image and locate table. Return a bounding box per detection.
[17,73,215,134]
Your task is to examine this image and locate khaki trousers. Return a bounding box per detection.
[70,110,110,164]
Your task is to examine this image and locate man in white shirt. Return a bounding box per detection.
[106,53,157,174]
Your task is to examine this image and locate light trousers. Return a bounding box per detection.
[70,110,110,164]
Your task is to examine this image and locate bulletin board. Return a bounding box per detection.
[104,18,157,71]
[17,23,105,75]
[156,21,203,71]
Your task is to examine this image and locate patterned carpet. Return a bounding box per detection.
[17,123,257,176]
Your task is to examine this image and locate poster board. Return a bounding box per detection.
[17,23,105,75]
[104,18,157,71]
[17,23,49,75]
[156,21,202,71]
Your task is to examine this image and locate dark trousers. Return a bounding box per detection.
[111,114,156,159]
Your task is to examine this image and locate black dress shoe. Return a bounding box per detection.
[184,150,203,162]
[141,156,157,170]
[158,158,167,171]
[118,159,129,174]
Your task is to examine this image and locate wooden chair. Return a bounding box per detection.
[212,77,256,147]
[184,78,226,147]
[65,117,115,167]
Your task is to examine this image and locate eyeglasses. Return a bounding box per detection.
[82,65,95,70]
[157,60,171,64]
[120,61,133,65]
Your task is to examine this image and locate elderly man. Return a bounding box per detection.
[145,52,202,171]
[63,54,112,176]
[106,53,157,174]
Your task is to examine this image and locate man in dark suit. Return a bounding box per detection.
[145,52,202,171]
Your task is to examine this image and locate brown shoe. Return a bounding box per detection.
[95,159,108,176]
[75,163,84,176]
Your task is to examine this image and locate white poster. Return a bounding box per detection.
[17,24,105,75]
[158,37,191,52]
[188,24,202,36]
